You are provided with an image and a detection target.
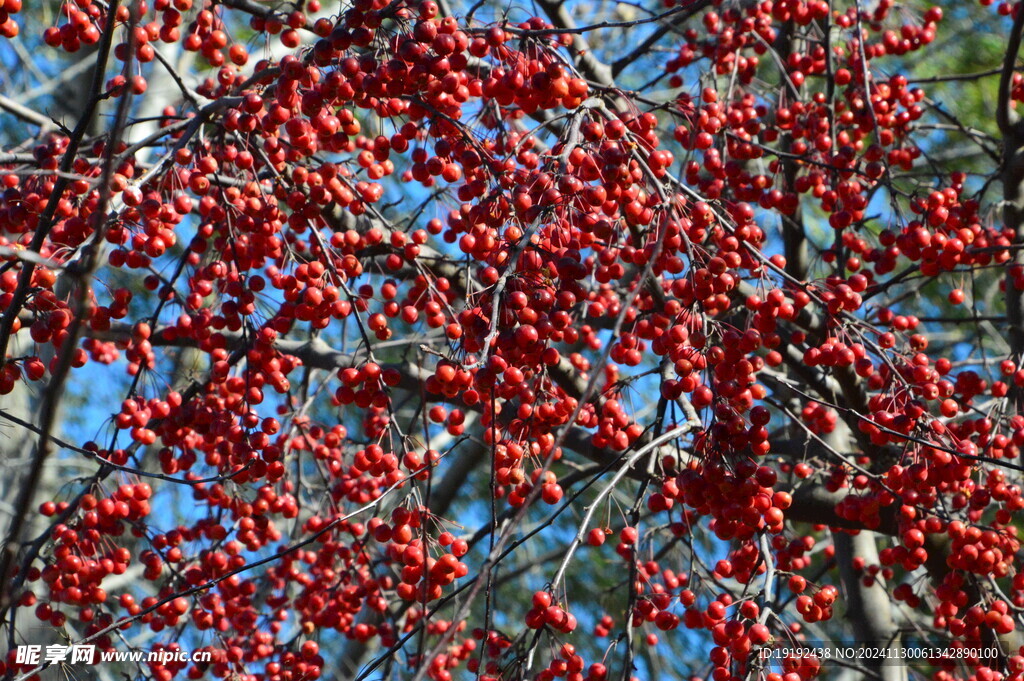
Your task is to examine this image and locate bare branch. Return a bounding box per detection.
[0,95,53,130]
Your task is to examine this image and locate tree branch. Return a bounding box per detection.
[611,0,711,77]
[998,5,1024,136]
[0,95,53,130]
[834,532,906,681]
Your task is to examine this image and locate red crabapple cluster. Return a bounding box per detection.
[5,0,1024,680]
[0,0,18,38]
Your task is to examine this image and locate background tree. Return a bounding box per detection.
[3,1,1024,681]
